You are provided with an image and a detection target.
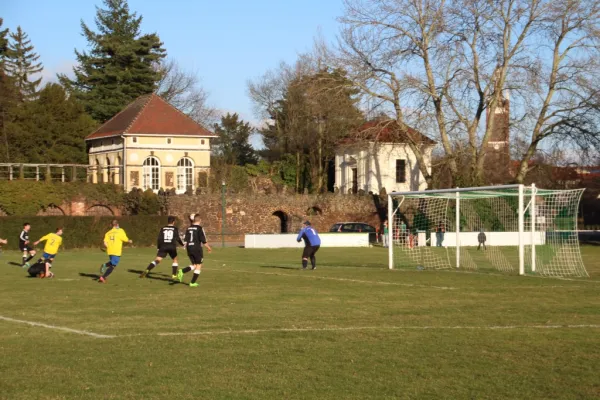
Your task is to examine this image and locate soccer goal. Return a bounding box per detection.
[387,184,588,277]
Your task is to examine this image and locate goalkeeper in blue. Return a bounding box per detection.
[296,221,321,270]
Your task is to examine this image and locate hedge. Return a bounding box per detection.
[0,180,124,216]
[0,216,176,249]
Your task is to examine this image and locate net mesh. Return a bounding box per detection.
[389,186,587,278]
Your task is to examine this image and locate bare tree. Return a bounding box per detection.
[155,59,216,127]
[513,0,600,182]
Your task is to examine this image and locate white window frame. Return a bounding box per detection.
[143,156,161,191]
[177,157,194,193]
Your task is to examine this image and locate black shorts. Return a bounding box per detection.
[20,245,32,252]
[157,248,177,259]
[302,245,320,258]
[187,249,204,265]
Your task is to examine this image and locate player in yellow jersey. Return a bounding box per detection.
[99,220,132,283]
[33,228,64,278]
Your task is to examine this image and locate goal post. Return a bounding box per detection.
[387,184,588,278]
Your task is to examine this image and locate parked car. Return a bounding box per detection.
[329,222,378,243]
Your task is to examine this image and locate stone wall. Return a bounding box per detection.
[167,193,381,235]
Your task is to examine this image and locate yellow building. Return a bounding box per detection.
[86,94,216,193]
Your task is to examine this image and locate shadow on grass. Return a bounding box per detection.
[126,269,181,285]
[79,272,100,281]
[260,265,300,270]
[7,261,24,267]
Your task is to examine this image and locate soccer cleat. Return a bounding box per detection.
[176,269,184,283]
[22,262,29,269]
[100,264,107,275]
[171,274,177,280]
[99,276,106,283]
[311,267,316,270]
[189,282,199,288]
[139,270,149,279]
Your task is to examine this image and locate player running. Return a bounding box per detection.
[99,220,132,283]
[297,220,321,270]
[19,223,37,267]
[32,228,64,278]
[140,216,184,280]
[176,214,211,287]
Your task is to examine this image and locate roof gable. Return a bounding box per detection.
[86,94,215,140]
[340,120,436,146]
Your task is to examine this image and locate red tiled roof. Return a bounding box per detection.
[340,120,436,145]
[86,94,215,140]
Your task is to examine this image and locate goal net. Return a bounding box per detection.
[387,184,588,278]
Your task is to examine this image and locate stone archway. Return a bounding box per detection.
[86,205,115,216]
[37,205,66,216]
[306,206,323,216]
[272,210,289,233]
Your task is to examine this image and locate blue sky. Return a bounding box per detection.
[2,0,344,128]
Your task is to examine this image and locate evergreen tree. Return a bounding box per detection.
[59,0,166,122]
[0,18,8,60]
[4,26,43,101]
[213,113,258,166]
[0,18,19,162]
[8,83,97,163]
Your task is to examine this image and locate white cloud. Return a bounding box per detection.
[36,59,77,85]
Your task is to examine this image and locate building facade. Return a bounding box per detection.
[86,94,216,193]
[334,121,435,194]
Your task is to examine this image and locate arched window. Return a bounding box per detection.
[177,157,194,193]
[143,156,161,191]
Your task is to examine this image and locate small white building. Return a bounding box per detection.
[334,120,435,194]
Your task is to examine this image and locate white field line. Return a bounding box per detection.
[209,258,600,287]
[0,315,115,339]
[150,324,600,337]
[211,267,457,290]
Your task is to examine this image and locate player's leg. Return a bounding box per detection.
[189,263,202,287]
[25,249,36,266]
[171,251,179,279]
[301,246,311,269]
[177,254,194,283]
[309,245,319,270]
[100,256,120,283]
[141,254,163,278]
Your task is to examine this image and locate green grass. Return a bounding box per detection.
[1,246,599,399]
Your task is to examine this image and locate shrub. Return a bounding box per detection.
[0,181,123,216]
[0,216,172,249]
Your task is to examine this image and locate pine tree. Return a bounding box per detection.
[0,18,8,60]
[4,26,43,101]
[213,113,258,166]
[0,18,19,162]
[8,84,97,163]
[59,0,166,122]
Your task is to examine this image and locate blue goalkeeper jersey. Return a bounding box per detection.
[297,227,321,247]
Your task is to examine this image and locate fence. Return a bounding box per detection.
[0,164,123,183]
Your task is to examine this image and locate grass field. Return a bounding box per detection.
[0,245,599,399]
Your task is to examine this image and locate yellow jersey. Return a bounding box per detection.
[104,228,130,256]
[39,233,62,255]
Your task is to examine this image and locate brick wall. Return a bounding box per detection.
[167,193,381,235]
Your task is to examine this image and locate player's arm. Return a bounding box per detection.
[19,230,28,244]
[175,227,184,246]
[34,234,49,246]
[121,231,132,244]
[296,228,305,243]
[199,228,212,253]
